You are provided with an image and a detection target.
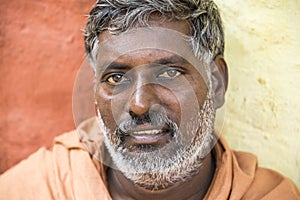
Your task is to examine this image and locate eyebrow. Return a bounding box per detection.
[99,55,189,71]
[153,56,188,65]
[103,62,132,70]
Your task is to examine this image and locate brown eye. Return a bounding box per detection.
[106,74,127,85]
[159,69,182,78]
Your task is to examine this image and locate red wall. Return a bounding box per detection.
[0,0,94,173]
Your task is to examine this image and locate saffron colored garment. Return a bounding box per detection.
[0,118,299,200]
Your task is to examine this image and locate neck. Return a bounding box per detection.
[107,152,215,200]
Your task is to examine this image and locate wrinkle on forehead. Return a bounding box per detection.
[102,50,191,71]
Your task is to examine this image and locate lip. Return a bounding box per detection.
[130,131,171,145]
[125,123,168,133]
[120,124,173,151]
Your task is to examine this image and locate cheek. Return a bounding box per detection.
[188,74,208,107]
[156,84,199,127]
[96,98,114,129]
[173,89,200,127]
[168,76,208,131]
[155,87,182,124]
[95,86,129,130]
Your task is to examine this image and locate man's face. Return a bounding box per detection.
[94,20,216,189]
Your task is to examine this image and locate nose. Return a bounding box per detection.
[128,84,161,117]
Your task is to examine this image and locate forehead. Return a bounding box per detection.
[102,49,189,68]
[95,21,201,71]
[98,17,191,43]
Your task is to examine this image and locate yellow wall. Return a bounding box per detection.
[214,0,300,188]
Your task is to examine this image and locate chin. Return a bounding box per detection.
[102,98,216,190]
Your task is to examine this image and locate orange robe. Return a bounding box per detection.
[0,119,299,200]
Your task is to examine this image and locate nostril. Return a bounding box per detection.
[129,110,137,118]
[129,111,151,125]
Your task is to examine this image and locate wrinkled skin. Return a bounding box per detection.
[94,18,228,200]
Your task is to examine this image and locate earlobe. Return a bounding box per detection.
[210,55,229,109]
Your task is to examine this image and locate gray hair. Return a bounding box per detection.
[84,0,224,68]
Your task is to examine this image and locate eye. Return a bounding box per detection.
[158,68,183,78]
[104,73,128,85]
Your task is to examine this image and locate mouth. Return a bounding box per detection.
[118,123,175,152]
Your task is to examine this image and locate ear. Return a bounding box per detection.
[210,55,228,109]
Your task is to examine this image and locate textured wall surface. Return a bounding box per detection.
[0,0,299,189]
[0,0,94,173]
[214,0,300,188]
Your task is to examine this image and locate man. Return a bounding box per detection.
[0,0,299,199]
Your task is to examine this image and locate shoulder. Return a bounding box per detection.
[243,166,300,199]
[232,151,300,200]
[0,130,83,200]
[0,146,55,199]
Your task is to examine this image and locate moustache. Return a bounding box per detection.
[116,111,178,136]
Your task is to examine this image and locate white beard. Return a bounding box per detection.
[97,96,216,190]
